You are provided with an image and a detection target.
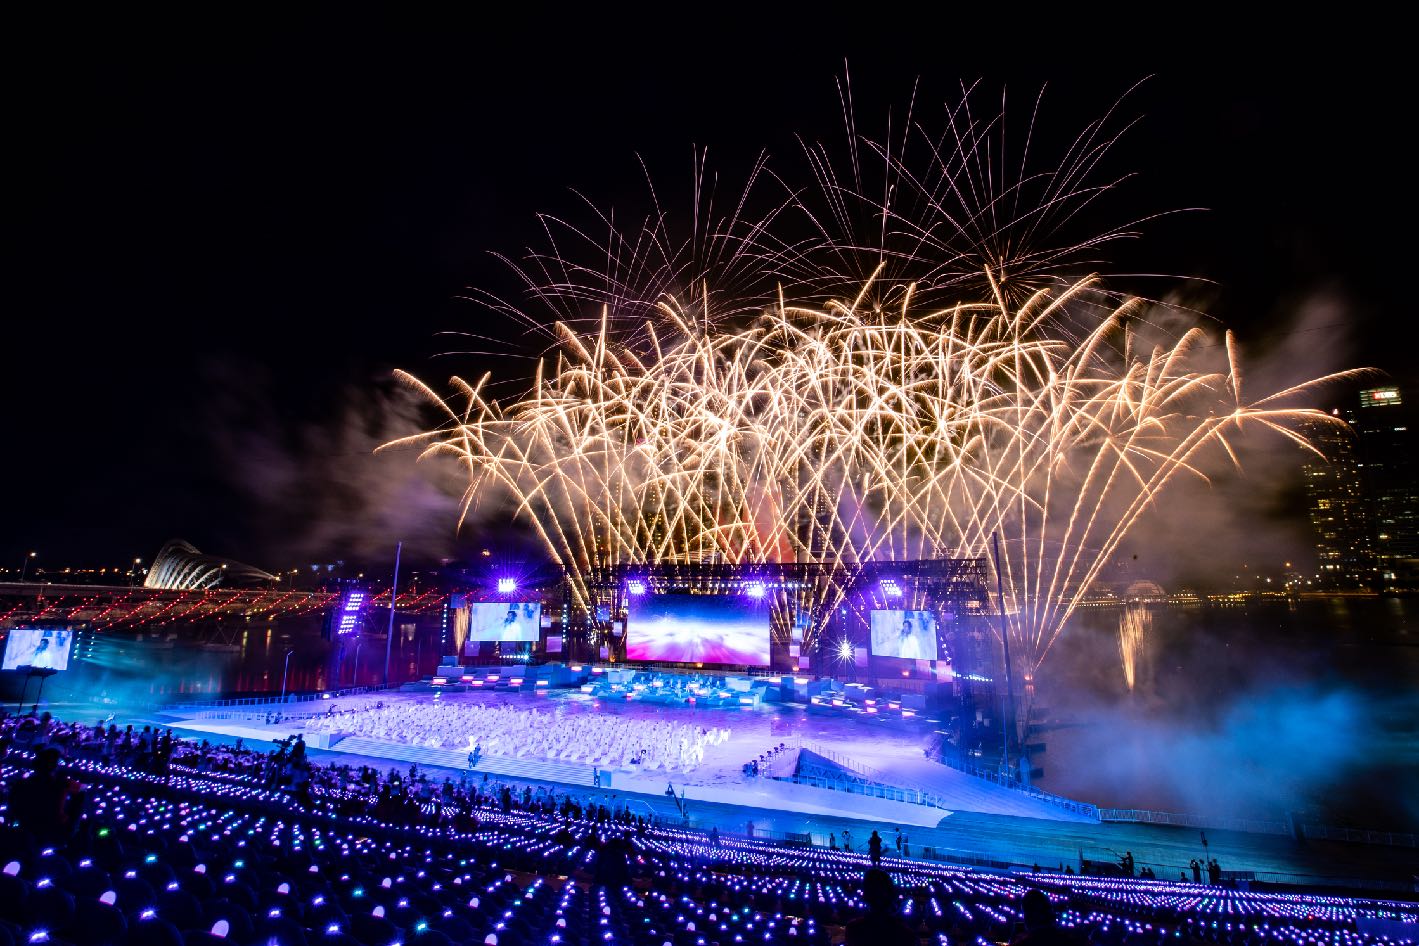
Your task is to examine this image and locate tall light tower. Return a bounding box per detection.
[383,541,402,686]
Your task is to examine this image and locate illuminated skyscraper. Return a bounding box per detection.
[1355,387,1417,588]
[1303,412,1374,587]
[1304,386,1417,590]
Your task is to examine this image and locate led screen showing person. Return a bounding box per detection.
[627,594,770,665]
[1,628,74,671]
[869,610,938,660]
[465,602,542,641]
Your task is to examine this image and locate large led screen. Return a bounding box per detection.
[2,628,74,671]
[869,610,938,661]
[627,594,770,665]
[466,602,542,642]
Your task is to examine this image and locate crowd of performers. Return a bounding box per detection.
[303,698,731,771]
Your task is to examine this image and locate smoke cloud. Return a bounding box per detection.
[1109,288,1364,590]
[207,361,483,568]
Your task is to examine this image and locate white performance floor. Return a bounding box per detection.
[166,688,1092,824]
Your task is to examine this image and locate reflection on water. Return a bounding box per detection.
[1036,596,1417,828]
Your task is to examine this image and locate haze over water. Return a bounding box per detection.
[1039,597,1418,830]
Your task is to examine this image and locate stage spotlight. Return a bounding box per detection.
[836,638,854,661]
[626,580,647,596]
[744,581,766,599]
[496,577,517,593]
[880,578,903,597]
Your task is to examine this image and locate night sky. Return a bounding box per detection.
[4,10,1409,573]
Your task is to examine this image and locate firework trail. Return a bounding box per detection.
[383,79,1362,719]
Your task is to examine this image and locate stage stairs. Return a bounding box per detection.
[329,737,599,787]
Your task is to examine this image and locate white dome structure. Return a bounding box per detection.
[143,539,275,590]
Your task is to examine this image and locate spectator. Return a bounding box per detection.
[8,746,86,843]
[846,869,916,946]
[1011,889,1074,946]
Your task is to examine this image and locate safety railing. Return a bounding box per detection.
[782,771,943,807]
[1098,808,1288,835]
[1296,823,1418,848]
[160,683,398,713]
[1097,809,1418,848]
[725,822,1015,870]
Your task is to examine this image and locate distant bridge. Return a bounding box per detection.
[0,582,448,630]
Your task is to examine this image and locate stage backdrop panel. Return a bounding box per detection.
[869,609,938,661]
[464,602,542,642]
[2,627,74,671]
[627,593,770,666]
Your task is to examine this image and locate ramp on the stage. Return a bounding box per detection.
[791,750,1098,824]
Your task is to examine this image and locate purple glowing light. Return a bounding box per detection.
[496,577,517,594]
[336,590,367,635]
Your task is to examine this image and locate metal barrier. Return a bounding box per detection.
[1098,809,1417,848]
[160,683,398,713]
[1245,871,1416,892]
[1296,824,1418,848]
[725,821,1014,870]
[786,771,939,806]
[1098,808,1289,836]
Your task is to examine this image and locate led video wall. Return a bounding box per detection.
[2,628,74,671]
[627,593,770,665]
[869,609,938,660]
[465,601,542,642]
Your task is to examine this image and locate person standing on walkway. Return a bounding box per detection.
[869,830,883,866]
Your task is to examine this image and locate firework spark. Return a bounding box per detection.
[386,270,1355,679]
[382,80,1362,722]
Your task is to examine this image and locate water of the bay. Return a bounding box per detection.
[1034,596,1417,830]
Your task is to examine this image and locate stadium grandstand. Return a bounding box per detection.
[1,711,1417,946]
